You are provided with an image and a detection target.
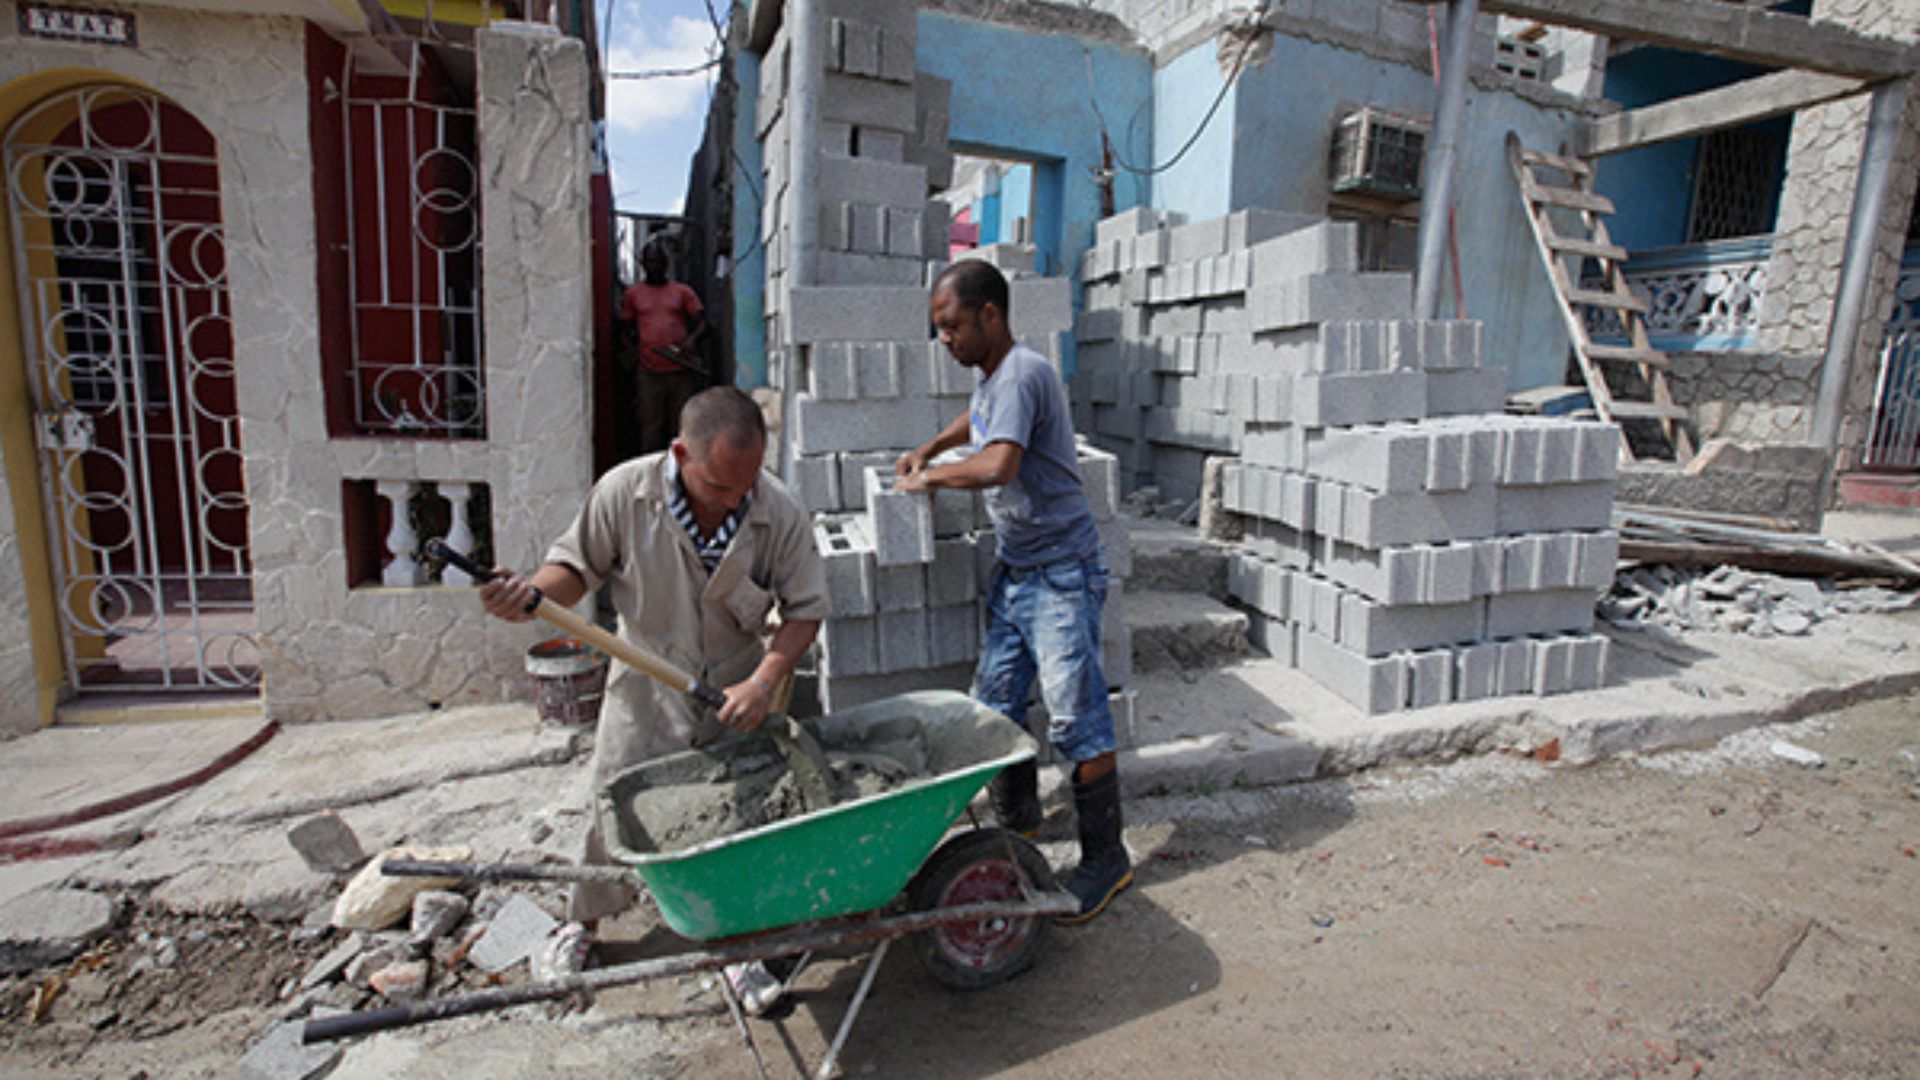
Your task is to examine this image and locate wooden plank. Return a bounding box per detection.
[1584,343,1670,368]
[1580,70,1866,157]
[1408,0,1920,80]
[1526,184,1616,214]
[1566,286,1649,313]
[1517,147,1591,177]
[1545,235,1628,261]
[1605,401,1691,420]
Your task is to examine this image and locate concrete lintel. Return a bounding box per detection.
[1394,0,1920,80]
[1580,70,1868,158]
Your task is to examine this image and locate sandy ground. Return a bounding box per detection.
[2,691,1915,1079]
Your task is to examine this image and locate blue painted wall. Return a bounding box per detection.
[917,10,1154,373]
[730,47,767,387]
[1595,48,1785,252]
[1150,38,1235,219]
[1200,33,1588,390]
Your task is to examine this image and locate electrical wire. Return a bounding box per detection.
[1084,2,1270,178]
[608,56,722,79]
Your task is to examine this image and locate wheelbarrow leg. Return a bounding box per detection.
[718,969,772,1080]
[817,937,890,1080]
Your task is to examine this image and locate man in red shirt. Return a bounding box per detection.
[619,238,709,454]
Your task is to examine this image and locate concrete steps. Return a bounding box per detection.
[1123,588,1250,673]
[1124,516,1232,597]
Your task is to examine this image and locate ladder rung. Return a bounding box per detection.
[1545,235,1628,261]
[1567,287,1650,314]
[1519,148,1592,178]
[1583,343,1669,368]
[1528,185,1616,214]
[1605,401,1690,421]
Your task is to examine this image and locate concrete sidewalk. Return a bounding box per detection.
[0,511,1915,926]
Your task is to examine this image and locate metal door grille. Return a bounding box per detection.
[1865,255,1920,470]
[6,86,258,692]
[342,40,483,436]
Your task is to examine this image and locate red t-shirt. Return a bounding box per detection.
[620,281,703,373]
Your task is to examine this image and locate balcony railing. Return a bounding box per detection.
[1582,237,1770,350]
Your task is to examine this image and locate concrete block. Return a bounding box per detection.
[886,206,922,258]
[878,25,916,83]
[1248,220,1359,285]
[1297,628,1404,715]
[288,811,365,874]
[814,250,925,286]
[832,17,880,76]
[1472,537,1504,597]
[1102,623,1133,690]
[1454,640,1502,702]
[1224,208,1318,250]
[808,342,859,400]
[1248,273,1414,333]
[1576,530,1621,589]
[1169,216,1227,263]
[1201,298,1251,336]
[792,453,843,513]
[1096,206,1179,245]
[788,287,932,343]
[928,602,980,667]
[817,516,875,617]
[793,395,941,453]
[1149,303,1202,339]
[857,126,906,161]
[1096,517,1132,579]
[1335,479,1500,547]
[837,451,892,511]
[852,342,899,398]
[1010,276,1073,336]
[873,558,927,613]
[821,0,916,35]
[1291,371,1428,428]
[935,350,975,395]
[928,536,978,608]
[821,614,880,677]
[1076,308,1122,343]
[923,199,951,260]
[819,153,927,210]
[1576,422,1623,483]
[1496,638,1534,696]
[820,200,852,252]
[1533,632,1608,696]
[1494,482,1615,535]
[932,486,977,538]
[821,71,917,132]
[864,467,935,566]
[817,661,975,713]
[1427,367,1507,417]
[897,340,939,397]
[1130,229,1171,270]
[1078,442,1120,521]
[1338,592,1484,657]
[877,608,931,672]
[1403,648,1454,709]
[1486,589,1596,638]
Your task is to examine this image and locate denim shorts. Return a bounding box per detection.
[971,552,1114,763]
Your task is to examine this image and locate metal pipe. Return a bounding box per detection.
[780,0,824,479]
[1415,0,1478,320]
[1811,77,1911,518]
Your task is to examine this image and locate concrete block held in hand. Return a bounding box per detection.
[864,467,934,567]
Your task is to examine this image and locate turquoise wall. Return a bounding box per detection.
[917,10,1154,373]
[730,46,767,387]
[1160,32,1590,391]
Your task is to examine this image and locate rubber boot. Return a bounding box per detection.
[989,760,1043,838]
[1057,769,1132,924]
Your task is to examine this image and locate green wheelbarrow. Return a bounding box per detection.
[303,690,1075,1077]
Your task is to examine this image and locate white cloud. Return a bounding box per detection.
[604,14,719,134]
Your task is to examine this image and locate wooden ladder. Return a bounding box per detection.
[1505,133,1693,464]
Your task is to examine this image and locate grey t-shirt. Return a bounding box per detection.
[970,345,1101,568]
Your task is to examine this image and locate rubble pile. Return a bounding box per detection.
[1601,564,1918,638]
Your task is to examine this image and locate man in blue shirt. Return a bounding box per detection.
[896,260,1131,923]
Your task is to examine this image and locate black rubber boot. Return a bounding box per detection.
[989,759,1043,838]
[1057,769,1132,925]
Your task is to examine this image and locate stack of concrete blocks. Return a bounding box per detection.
[809,441,1137,751]
[755,0,1121,733]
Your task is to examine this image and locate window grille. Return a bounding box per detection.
[1687,126,1784,243]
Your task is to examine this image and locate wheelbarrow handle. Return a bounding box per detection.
[426,539,728,711]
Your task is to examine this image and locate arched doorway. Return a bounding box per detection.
[5,84,257,694]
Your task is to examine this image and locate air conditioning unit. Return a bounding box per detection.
[1329,107,1428,202]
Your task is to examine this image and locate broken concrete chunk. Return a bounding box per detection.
[368,958,430,1001]
[466,893,560,973]
[237,1017,343,1080]
[298,932,367,991]
[331,845,472,931]
[410,890,469,945]
[1769,609,1813,636]
[287,810,366,875]
[0,887,115,975]
[1770,740,1826,768]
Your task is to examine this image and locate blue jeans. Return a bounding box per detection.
[973,553,1115,763]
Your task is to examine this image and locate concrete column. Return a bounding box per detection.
[1415,0,1477,321]
[780,0,824,478]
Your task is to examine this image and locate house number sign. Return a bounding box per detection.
[19,3,137,47]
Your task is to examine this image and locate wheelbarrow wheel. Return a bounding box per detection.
[908,827,1055,990]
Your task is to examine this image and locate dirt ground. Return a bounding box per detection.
[3,690,1916,1079]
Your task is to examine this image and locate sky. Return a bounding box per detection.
[601,0,727,214]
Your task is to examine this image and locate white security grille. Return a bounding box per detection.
[6,85,258,691]
[1866,256,1920,470]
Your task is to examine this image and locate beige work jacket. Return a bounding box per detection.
[545,452,828,778]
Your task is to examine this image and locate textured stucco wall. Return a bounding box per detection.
[1759,0,1920,469]
[0,10,595,722]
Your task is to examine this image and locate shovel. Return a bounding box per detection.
[426,540,839,812]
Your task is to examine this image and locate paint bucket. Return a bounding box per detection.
[525,638,608,727]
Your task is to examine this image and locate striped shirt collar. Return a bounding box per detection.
[664,451,752,573]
